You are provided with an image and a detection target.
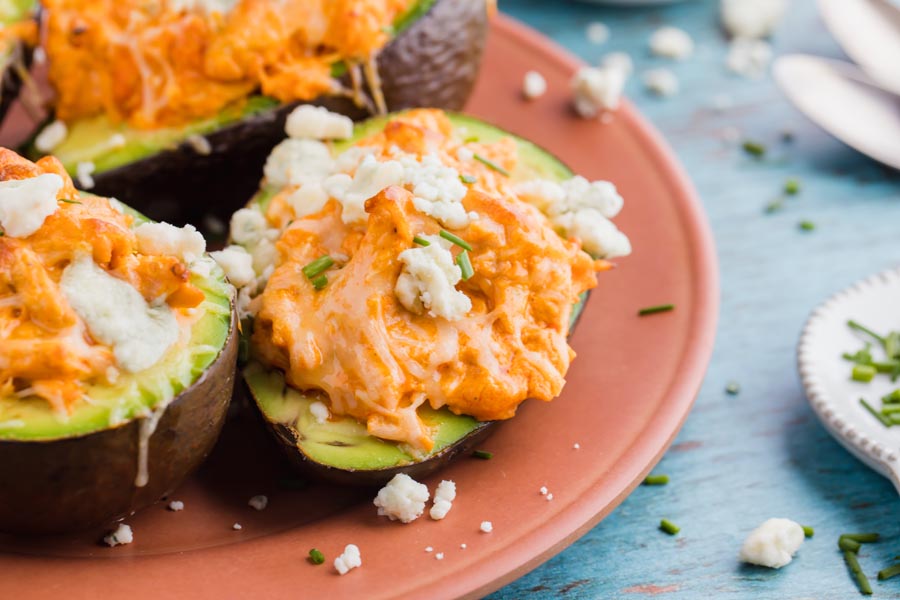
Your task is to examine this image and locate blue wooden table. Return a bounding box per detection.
[491,1,900,598]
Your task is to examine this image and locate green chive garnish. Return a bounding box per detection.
[798,220,815,231]
[460,174,477,184]
[764,199,784,214]
[888,413,900,425]
[312,274,328,290]
[638,304,675,316]
[848,321,886,345]
[440,230,472,251]
[853,364,877,383]
[886,331,900,359]
[59,198,82,204]
[881,404,900,415]
[643,474,669,486]
[839,537,862,553]
[860,398,891,427]
[784,178,801,195]
[309,548,325,565]
[412,235,431,247]
[302,256,334,279]
[883,389,900,404]
[473,153,510,176]
[659,519,680,535]
[842,533,880,544]
[878,563,900,581]
[456,250,474,281]
[463,136,479,144]
[725,381,741,395]
[742,141,766,157]
[472,450,493,460]
[802,525,814,538]
[844,551,873,595]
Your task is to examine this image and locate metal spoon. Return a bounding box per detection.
[773,54,900,170]
[819,0,900,97]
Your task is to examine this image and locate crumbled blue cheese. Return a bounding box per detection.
[34,120,68,153]
[480,521,493,533]
[103,523,133,547]
[324,154,404,225]
[721,0,786,39]
[602,52,634,77]
[210,245,255,288]
[571,66,627,118]
[309,401,330,424]
[435,552,444,560]
[649,26,694,60]
[285,105,354,140]
[232,522,242,530]
[739,518,804,568]
[264,139,335,189]
[60,255,179,373]
[429,480,457,521]
[643,68,680,97]
[395,235,471,321]
[727,38,773,79]
[586,22,610,45]
[285,182,330,219]
[523,70,547,100]
[248,495,268,511]
[134,222,206,263]
[398,154,470,229]
[186,134,212,155]
[0,173,62,237]
[373,473,430,523]
[334,544,362,575]
[167,500,184,511]
[76,161,95,190]
[515,176,630,258]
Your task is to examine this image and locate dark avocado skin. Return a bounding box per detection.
[86,0,489,228]
[0,308,238,535]
[0,42,32,126]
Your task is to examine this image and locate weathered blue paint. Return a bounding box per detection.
[491,1,900,598]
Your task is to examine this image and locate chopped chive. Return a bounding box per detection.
[638,304,675,317]
[802,525,814,538]
[742,140,766,157]
[888,413,900,426]
[873,360,900,374]
[784,178,801,195]
[473,153,510,177]
[59,198,82,204]
[844,344,874,366]
[764,199,784,214]
[860,398,892,427]
[439,230,473,251]
[309,548,325,565]
[853,364,877,383]
[659,519,680,535]
[463,136,479,143]
[842,533,880,544]
[881,405,900,415]
[311,274,328,290]
[302,256,334,279]
[460,174,478,184]
[472,450,493,460]
[798,220,815,232]
[844,551,873,595]
[643,474,669,486]
[330,61,348,78]
[725,381,741,395]
[456,250,474,281]
[848,320,886,345]
[839,537,861,553]
[886,332,900,359]
[878,563,900,581]
[412,235,431,247]
[883,389,900,404]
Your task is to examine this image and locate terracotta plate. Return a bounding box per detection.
[0,15,718,600]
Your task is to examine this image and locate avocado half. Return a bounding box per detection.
[244,113,589,487]
[23,0,489,227]
[0,0,37,124]
[0,204,238,534]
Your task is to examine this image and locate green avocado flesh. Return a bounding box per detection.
[0,205,233,442]
[248,112,584,473]
[0,0,34,25]
[25,0,435,176]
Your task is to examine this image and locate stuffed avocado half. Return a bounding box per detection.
[0,148,237,534]
[23,0,490,226]
[224,108,630,486]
